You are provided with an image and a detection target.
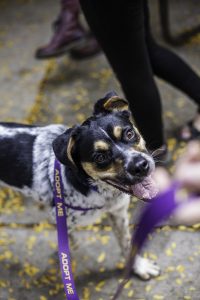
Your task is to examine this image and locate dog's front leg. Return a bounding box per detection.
[108,204,160,280]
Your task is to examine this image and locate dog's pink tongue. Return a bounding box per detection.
[131,175,158,200]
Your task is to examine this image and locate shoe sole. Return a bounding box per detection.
[35,37,88,59]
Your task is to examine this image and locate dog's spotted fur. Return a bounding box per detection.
[0,92,160,280]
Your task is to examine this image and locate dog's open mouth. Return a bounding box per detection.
[104,175,158,200]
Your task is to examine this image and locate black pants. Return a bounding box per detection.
[80,0,200,150]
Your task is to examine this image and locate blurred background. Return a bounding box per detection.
[0,0,200,299]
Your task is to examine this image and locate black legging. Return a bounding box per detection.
[80,0,200,150]
[144,1,200,110]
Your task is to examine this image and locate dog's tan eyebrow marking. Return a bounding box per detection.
[113,126,122,140]
[94,140,110,151]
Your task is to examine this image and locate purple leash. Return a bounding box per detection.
[112,183,200,300]
[53,159,102,299]
[54,159,80,300]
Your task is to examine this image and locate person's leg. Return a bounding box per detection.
[144,0,200,139]
[80,0,164,150]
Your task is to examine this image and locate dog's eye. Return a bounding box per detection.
[94,153,108,163]
[126,129,135,140]
[93,152,112,167]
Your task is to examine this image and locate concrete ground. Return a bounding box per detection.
[0,0,200,299]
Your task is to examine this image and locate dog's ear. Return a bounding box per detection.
[93,91,129,115]
[52,126,79,168]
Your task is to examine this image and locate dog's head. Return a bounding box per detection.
[53,91,158,200]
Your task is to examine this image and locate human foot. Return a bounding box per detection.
[180,113,200,141]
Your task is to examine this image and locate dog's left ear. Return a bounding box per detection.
[52,126,79,168]
[93,91,129,115]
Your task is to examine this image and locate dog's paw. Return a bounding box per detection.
[133,255,160,280]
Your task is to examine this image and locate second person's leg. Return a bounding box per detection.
[144,0,200,140]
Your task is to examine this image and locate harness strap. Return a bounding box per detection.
[64,203,103,211]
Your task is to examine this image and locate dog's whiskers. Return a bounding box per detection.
[150,146,166,159]
[153,158,166,164]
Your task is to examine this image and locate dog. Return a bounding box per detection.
[0,91,160,280]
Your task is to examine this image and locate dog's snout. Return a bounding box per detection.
[127,156,149,176]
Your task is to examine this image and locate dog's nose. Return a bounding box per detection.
[127,156,149,176]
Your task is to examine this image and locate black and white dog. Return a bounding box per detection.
[0,91,160,279]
